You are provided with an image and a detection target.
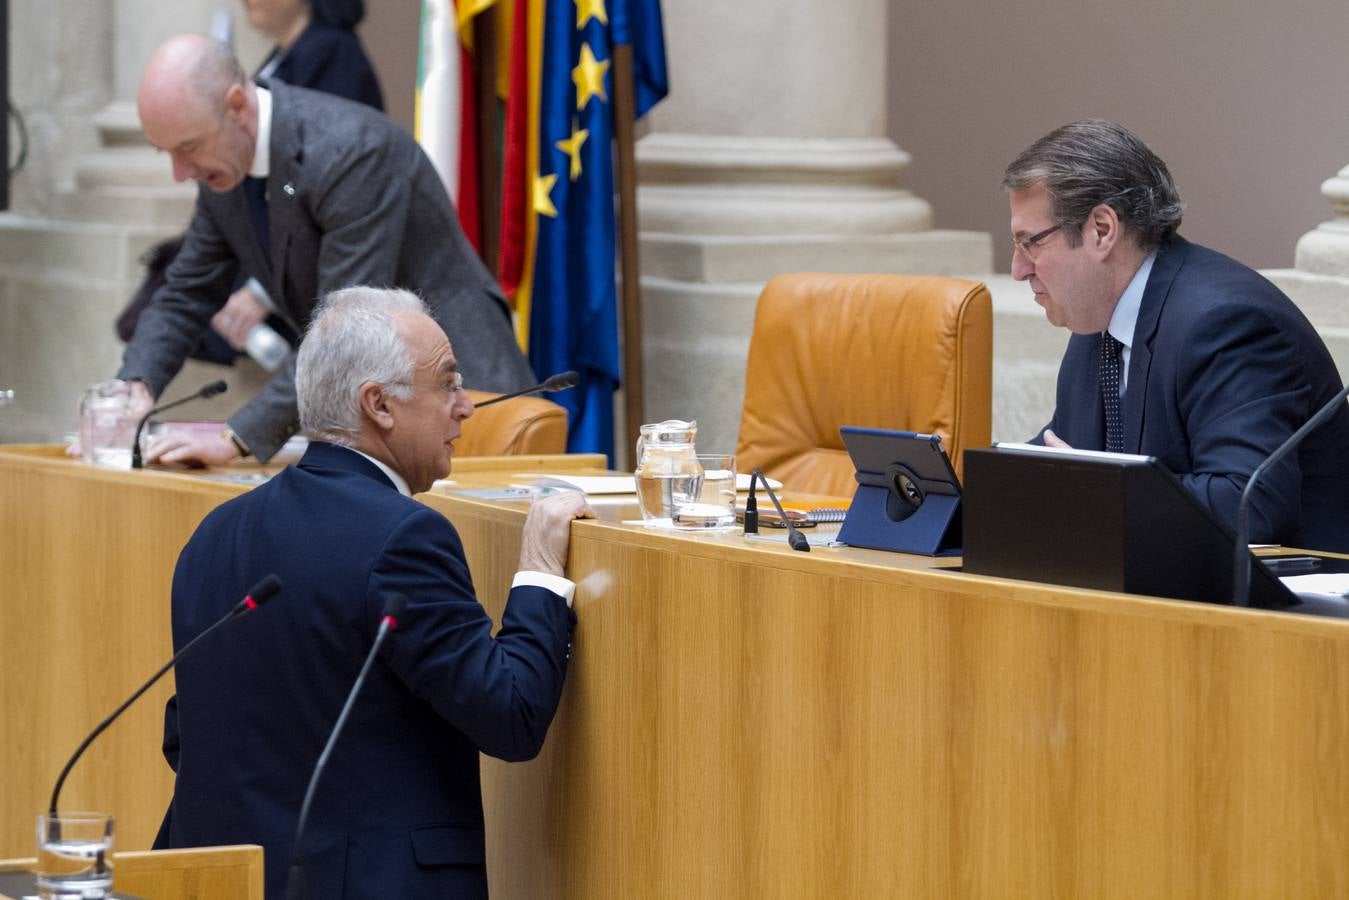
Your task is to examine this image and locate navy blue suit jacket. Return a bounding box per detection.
[1040,237,1349,552]
[156,442,575,898]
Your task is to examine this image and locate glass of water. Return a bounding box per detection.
[36,811,114,899]
[673,454,737,530]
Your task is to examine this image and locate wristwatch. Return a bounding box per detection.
[221,426,251,458]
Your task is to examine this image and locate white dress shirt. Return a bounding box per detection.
[1105,251,1157,395]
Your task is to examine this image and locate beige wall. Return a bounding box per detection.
[360,0,422,133]
[887,0,1349,272]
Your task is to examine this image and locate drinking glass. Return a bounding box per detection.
[35,811,114,899]
[673,453,737,529]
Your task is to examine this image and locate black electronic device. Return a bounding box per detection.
[962,444,1302,610]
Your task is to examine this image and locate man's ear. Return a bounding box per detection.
[1089,202,1122,257]
[224,83,248,120]
[358,382,395,432]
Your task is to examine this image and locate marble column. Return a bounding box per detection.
[1264,163,1349,382]
[633,0,992,456]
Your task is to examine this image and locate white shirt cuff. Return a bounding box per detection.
[513,570,576,608]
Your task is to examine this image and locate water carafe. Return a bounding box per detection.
[78,380,136,469]
[634,419,700,521]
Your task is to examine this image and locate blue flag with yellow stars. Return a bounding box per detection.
[524,0,668,462]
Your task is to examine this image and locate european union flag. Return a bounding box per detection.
[529,0,667,462]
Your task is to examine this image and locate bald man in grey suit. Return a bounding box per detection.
[119,34,534,465]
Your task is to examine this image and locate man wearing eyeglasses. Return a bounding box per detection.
[156,285,595,899]
[1005,119,1349,551]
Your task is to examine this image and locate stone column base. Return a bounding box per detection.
[0,216,162,441]
[52,101,195,228]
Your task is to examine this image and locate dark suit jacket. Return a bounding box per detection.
[265,20,383,112]
[118,82,535,460]
[156,442,574,899]
[1039,237,1349,551]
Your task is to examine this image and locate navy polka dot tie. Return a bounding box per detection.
[1100,331,1124,453]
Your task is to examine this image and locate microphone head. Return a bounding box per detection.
[543,370,579,391]
[202,380,229,398]
[787,530,811,552]
[246,574,284,607]
[381,592,409,620]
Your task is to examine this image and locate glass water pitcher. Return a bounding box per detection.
[634,419,701,520]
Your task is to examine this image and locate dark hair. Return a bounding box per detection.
[310,0,365,29]
[1002,119,1184,249]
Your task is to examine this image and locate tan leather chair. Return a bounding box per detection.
[735,272,992,499]
[457,389,568,456]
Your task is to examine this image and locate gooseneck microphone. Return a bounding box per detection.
[744,467,810,552]
[130,379,229,469]
[48,574,283,814]
[472,370,579,408]
[286,592,408,900]
[1233,381,1349,606]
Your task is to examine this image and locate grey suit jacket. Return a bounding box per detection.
[119,81,534,460]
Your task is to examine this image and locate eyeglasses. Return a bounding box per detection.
[1011,224,1062,260]
[388,370,464,399]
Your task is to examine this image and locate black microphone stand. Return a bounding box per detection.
[473,371,579,408]
[1233,381,1349,606]
[286,593,407,900]
[130,380,229,469]
[744,468,810,552]
[48,574,282,814]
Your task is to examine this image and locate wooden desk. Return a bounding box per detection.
[3,445,1348,897]
[0,844,264,900]
[432,487,1349,898]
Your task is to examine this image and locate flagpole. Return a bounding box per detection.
[611,42,645,458]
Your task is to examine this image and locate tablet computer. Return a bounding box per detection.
[836,426,962,555]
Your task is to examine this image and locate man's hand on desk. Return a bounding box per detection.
[518,490,597,577]
[1043,429,1072,449]
[142,430,241,468]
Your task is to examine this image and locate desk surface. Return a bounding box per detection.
[3,446,1347,898]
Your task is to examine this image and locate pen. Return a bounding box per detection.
[1261,556,1323,575]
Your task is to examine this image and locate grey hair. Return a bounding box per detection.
[296,286,430,445]
[1002,119,1185,250]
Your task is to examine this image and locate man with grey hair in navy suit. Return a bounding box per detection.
[157,285,593,898]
